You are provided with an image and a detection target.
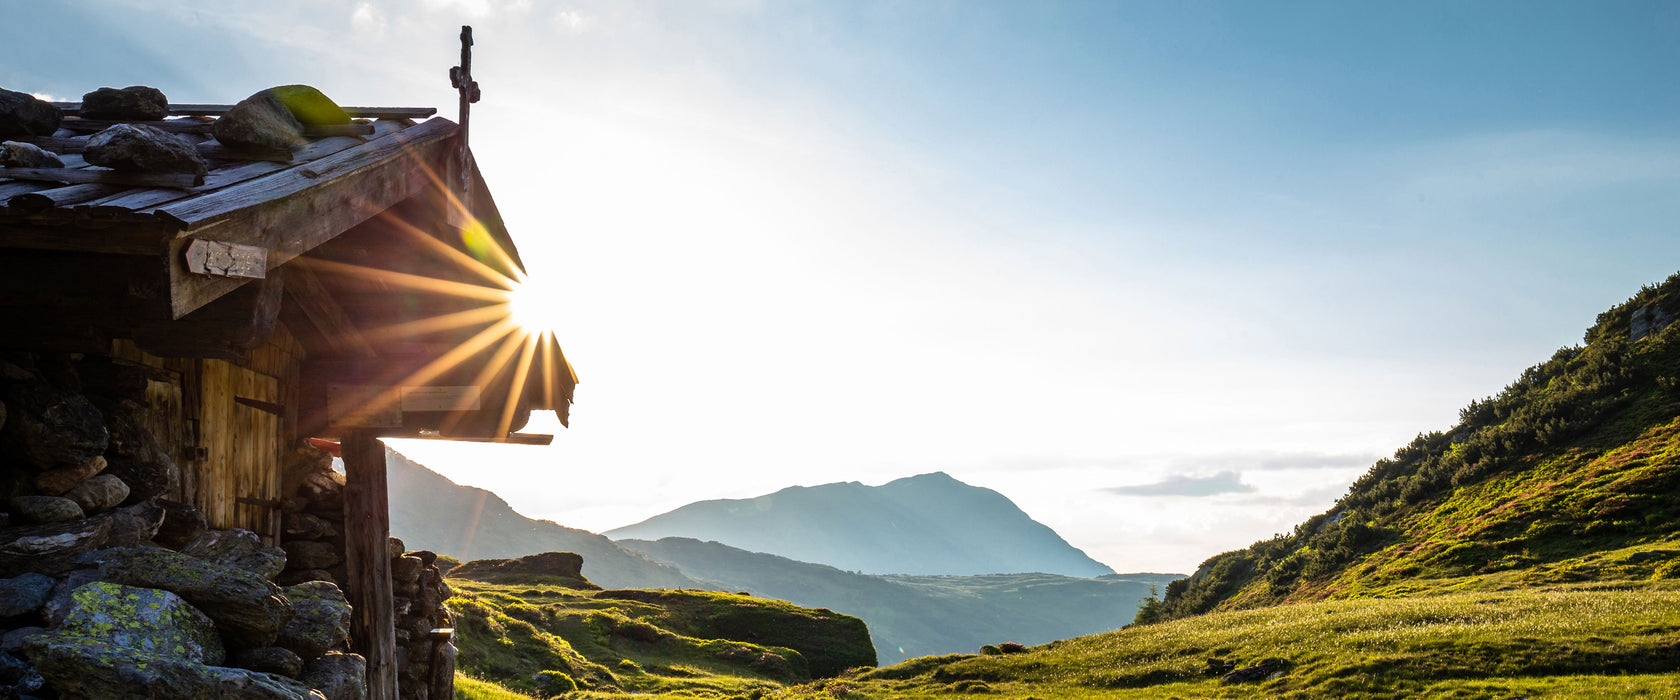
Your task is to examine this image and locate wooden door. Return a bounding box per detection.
[196,359,283,541]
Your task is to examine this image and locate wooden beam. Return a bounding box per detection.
[409,432,553,445]
[0,167,202,189]
[52,103,438,119]
[162,120,457,318]
[58,118,215,134]
[0,222,176,256]
[341,430,398,700]
[303,123,375,138]
[283,263,378,358]
[131,274,284,359]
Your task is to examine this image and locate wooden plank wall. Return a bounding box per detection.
[111,322,306,542]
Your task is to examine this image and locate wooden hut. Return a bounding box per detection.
[0,87,572,699]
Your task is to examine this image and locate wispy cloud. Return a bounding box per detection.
[987,451,1378,474]
[1105,470,1254,497]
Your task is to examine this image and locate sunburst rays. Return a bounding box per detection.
[304,156,571,439]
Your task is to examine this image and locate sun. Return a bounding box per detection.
[507,276,566,336]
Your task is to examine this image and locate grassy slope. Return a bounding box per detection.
[779,581,1680,699]
[445,569,871,699]
[1159,273,1680,617]
[767,274,1680,698]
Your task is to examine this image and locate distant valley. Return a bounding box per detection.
[383,451,1171,661]
[606,471,1116,577]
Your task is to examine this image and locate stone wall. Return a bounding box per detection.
[0,350,454,699]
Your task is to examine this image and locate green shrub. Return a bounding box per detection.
[531,669,576,697]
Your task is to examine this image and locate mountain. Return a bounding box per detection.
[606,472,1115,577]
[619,536,1177,664]
[1150,271,1680,621]
[382,447,702,590]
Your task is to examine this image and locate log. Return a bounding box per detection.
[303,123,375,138]
[53,103,438,119]
[0,167,202,189]
[341,430,398,700]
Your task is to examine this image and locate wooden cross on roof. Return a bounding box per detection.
[449,25,481,222]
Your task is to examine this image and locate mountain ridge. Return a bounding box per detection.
[607,471,1115,577]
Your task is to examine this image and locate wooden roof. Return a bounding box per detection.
[0,101,573,436]
[0,103,520,318]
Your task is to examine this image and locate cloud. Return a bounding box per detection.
[986,451,1378,474]
[552,8,589,34]
[349,2,386,36]
[1105,470,1255,497]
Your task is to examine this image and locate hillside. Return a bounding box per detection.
[607,471,1115,577]
[1144,272,1680,621]
[619,536,1179,663]
[382,447,702,590]
[442,552,874,697]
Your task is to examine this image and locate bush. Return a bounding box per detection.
[531,669,576,697]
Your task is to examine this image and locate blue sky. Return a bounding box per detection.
[11,0,1679,572]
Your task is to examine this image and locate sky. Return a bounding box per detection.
[9,0,1679,574]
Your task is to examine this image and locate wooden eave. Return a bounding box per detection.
[0,101,574,436]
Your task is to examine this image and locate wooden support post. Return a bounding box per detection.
[341,430,398,700]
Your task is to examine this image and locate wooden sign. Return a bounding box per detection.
[185,239,267,279]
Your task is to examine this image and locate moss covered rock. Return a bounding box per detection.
[24,635,318,699]
[60,581,224,664]
[83,547,292,648]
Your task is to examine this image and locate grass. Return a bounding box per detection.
[446,574,865,698]
[454,673,540,700]
[761,581,1680,699]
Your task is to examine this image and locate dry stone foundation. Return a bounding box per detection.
[0,351,454,698]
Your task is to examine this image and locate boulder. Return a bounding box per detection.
[32,454,107,496]
[0,572,54,619]
[230,646,305,678]
[277,581,351,660]
[25,635,320,699]
[82,546,293,648]
[0,627,44,654]
[40,569,99,628]
[1222,658,1287,684]
[0,513,113,576]
[0,88,60,137]
[302,651,366,700]
[155,498,210,549]
[59,581,225,664]
[451,551,587,580]
[284,540,341,570]
[386,537,405,560]
[0,379,107,469]
[297,469,345,506]
[282,441,336,498]
[0,140,64,168]
[0,650,43,697]
[184,528,287,580]
[215,91,306,151]
[101,500,167,548]
[83,123,209,176]
[79,85,169,120]
[277,568,337,587]
[63,473,130,514]
[391,555,424,583]
[283,512,338,540]
[100,400,178,504]
[8,495,83,524]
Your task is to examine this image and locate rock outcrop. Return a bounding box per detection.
[79,86,170,121]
